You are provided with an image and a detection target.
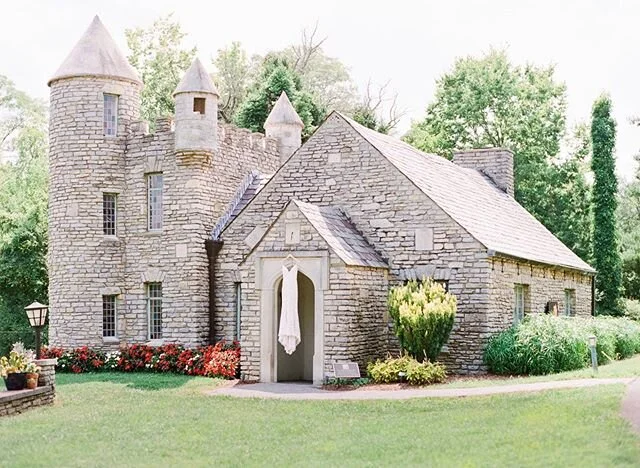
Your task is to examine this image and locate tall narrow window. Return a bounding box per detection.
[103,94,118,136]
[564,289,575,316]
[193,97,206,114]
[235,282,242,341]
[147,282,163,340]
[102,295,117,338]
[514,284,526,324]
[147,174,163,231]
[103,193,117,236]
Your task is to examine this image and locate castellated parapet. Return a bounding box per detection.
[47,18,282,348]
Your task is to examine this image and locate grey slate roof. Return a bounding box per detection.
[212,171,272,239]
[339,113,595,273]
[49,16,141,86]
[173,58,219,96]
[292,200,388,268]
[264,92,304,128]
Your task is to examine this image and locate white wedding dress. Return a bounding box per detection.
[278,264,300,355]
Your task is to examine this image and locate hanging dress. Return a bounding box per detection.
[278,264,300,355]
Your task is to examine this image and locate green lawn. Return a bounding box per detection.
[441,354,640,389]
[0,373,638,467]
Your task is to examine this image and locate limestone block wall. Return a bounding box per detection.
[216,113,493,375]
[235,202,389,378]
[116,120,280,347]
[48,76,140,347]
[488,256,593,333]
[0,386,55,418]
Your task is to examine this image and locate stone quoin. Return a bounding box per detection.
[47,16,595,384]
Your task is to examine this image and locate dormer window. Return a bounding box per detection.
[104,94,118,136]
[193,97,206,114]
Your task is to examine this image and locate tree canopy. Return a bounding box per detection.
[404,49,592,261]
[126,14,196,126]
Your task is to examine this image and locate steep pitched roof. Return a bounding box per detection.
[292,201,387,268]
[173,58,219,96]
[339,113,594,273]
[48,16,141,86]
[264,92,304,128]
[212,171,272,240]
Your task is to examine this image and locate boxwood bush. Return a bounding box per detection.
[388,278,456,362]
[367,355,447,385]
[484,315,640,375]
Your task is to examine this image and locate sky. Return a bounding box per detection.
[1,0,638,178]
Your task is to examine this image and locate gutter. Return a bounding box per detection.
[205,239,224,345]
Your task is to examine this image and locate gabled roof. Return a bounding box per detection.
[212,171,272,240]
[264,92,304,128]
[48,16,141,86]
[173,58,219,97]
[339,113,594,273]
[292,201,387,268]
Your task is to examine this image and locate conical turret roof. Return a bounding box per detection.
[173,58,219,97]
[264,92,304,128]
[48,16,141,86]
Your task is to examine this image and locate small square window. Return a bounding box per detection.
[193,98,206,114]
[102,295,117,338]
[104,94,118,136]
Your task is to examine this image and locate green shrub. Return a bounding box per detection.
[367,355,447,385]
[388,278,456,362]
[484,315,640,376]
[624,299,640,322]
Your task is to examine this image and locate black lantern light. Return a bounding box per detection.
[24,302,48,359]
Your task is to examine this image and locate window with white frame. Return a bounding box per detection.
[564,289,575,316]
[514,284,528,324]
[147,282,163,340]
[147,173,163,231]
[103,94,118,136]
[102,295,117,338]
[103,193,117,236]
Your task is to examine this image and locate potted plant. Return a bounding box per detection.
[0,342,37,391]
[25,362,40,390]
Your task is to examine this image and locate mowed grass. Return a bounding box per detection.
[0,373,638,467]
[441,354,640,389]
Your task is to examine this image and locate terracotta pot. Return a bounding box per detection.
[4,372,27,391]
[25,373,39,390]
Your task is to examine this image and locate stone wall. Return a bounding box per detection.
[49,72,279,348]
[48,76,141,347]
[216,113,493,376]
[488,256,593,333]
[0,386,55,418]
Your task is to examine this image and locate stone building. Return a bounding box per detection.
[48,17,595,383]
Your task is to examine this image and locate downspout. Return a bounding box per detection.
[205,239,224,345]
[591,275,596,316]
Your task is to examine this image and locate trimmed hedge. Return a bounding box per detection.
[484,315,640,375]
[367,355,447,385]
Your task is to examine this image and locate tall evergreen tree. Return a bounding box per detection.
[591,94,622,315]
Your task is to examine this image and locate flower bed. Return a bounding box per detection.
[41,341,240,379]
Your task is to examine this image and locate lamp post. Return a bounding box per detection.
[24,302,48,359]
[588,335,598,375]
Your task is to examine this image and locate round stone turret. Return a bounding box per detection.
[47,16,141,347]
[173,58,219,153]
[264,91,303,164]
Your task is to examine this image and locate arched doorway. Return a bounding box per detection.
[275,272,315,381]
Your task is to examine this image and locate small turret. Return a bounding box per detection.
[173,58,219,153]
[264,92,303,163]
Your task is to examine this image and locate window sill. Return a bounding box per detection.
[102,235,120,242]
[146,339,164,347]
[102,337,119,344]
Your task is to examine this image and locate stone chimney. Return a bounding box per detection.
[264,92,303,164]
[452,148,514,197]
